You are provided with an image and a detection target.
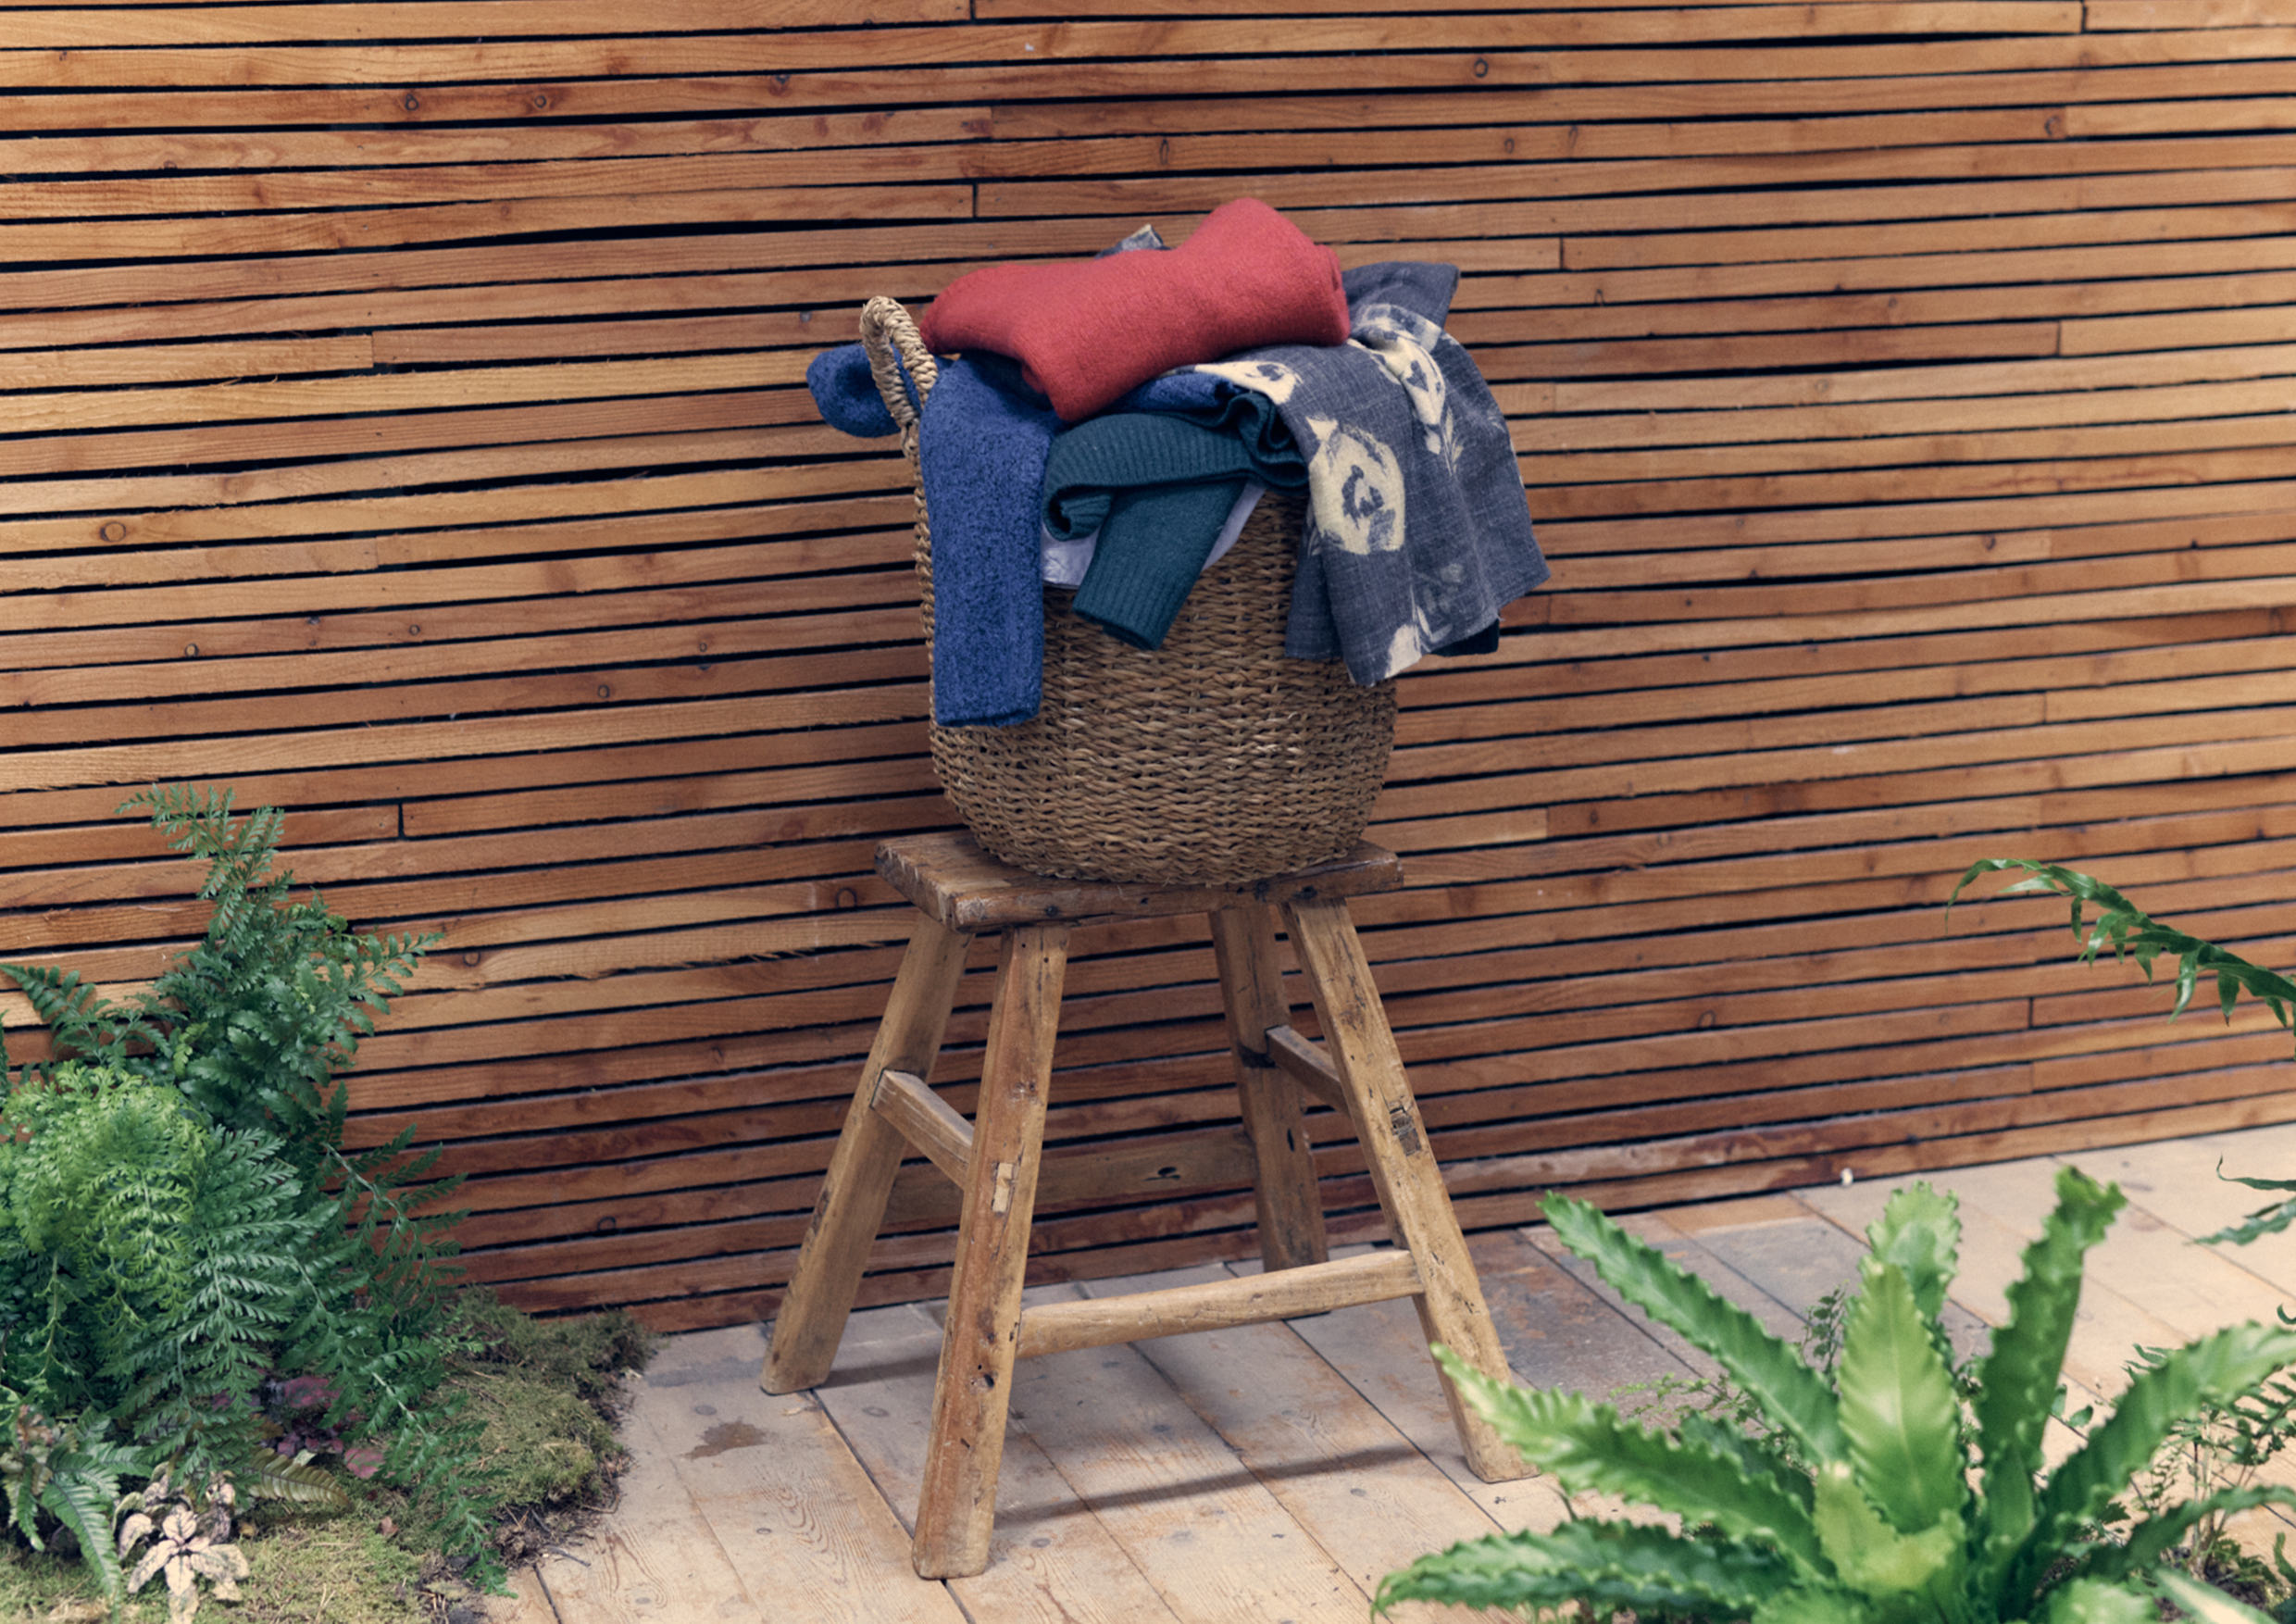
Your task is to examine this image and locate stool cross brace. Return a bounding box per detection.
[760,832,1525,1579]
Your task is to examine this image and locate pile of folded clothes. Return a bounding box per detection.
[807,197,1549,729]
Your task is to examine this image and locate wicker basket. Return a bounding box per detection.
[861,295,1396,885]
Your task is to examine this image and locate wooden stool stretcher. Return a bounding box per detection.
[760,831,1526,1579]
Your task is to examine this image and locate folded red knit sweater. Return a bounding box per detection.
[917,197,1350,422]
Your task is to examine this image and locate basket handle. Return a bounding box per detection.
[858,295,938,433]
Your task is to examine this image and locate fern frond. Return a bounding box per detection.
[242,1452,351,1512]
[1949,859,2296,1053]
[38,1418,141,1601]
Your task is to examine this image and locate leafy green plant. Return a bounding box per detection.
[117,1468,249,1623]
[0,787,502,1593]
[2203,1168,2296,1249]
[2116,1339,2296,1592]
[1616,1281,1857,1480]
[1951,857,2296,1249]
[1,784,456,1319]
[1376,1168,2296,1622]
[1948,858,2296,1049]
[0,1065,331,1472]
[1949,860,2296,1617]
[0,1290,650,1622]
[0,1408,141,1605]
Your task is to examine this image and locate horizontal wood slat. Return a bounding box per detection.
[5,1,2293,1332]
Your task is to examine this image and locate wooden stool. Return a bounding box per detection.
[760,831,1526,1579]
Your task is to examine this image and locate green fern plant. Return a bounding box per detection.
[0,787,504,1591]
[1950,859,2296,1252]
[1947,858,2296,1048]
[0,1067,314,1439]
[0,784,457,1324]
[0,1406,142,1605]
[1376,1168,2296,1622]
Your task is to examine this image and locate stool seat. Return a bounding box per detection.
[761,831,1526,1579]
[879,829,1407,931]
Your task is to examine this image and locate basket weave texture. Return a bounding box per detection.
[863,295,1396,886]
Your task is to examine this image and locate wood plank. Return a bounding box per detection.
[913,923,1069,1578]
[0,28,2250,97]
[1283,897,1526,1484]
[879,832,1401,933]
[1016,1250,1423,1359]
[872,1068,974,1188]
[0,109,988,178]
[808,1299,1188,1621]
[0,182,970,263]
[1209,905,1330,1271]
[1799,1162,2185,1402]
[988,1290,1376,1620]
[1929,1156,2296,1345]
[0,7,2084,57]
[594,1169,2296,1618]
[614,1323,970,1624]
[1529,377,2296,455]
[0,147,985,224]
[520,1330,771,1621]
[7,0,2296,1344]
[2086,0,2275,24]
[7,353,802,435]
[1077,1259,1533,1622]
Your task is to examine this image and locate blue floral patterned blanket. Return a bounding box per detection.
[1173,261,1547,684]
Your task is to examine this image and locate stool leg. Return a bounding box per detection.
[761,917,972,1395]
[1283,896,1528,1484]
[1209,904,1329,1273]
[914,921,1069,1579]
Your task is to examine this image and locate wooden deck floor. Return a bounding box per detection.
[487,1121,2296,1623]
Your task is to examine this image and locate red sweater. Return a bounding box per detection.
[917,198,1350,422]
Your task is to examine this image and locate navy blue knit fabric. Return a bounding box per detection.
[914,357,1063,727]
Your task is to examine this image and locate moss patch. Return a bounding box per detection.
[0,1290,655,1622]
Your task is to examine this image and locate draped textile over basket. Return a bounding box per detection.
[861,295,1397,886]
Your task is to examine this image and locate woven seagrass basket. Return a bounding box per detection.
[861,295,1396,885]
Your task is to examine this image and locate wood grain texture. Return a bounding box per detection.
[1014,1250,1423,1358]
[5,1,2295,1333]
[1283,897,1528,1484]
[762,919,971,1395]
[1210,905,1331,1271]
[564,1139,2296,1609]
[913,923,1069,1578]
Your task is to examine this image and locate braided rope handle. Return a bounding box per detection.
[857,294,938,431]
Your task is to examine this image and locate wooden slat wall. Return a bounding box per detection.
[6,2,2296,1330]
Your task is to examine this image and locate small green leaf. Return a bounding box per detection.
[2012,1318,2296,1603]
[1970,1165,2124,1595]
[1836,1257,1967,1536]
[2082,1482,2296,1588]
[1947,859,2296,1056]
[242,1452,352,1511]
[2200,1162,2296,1247]
[1754,1588,1876,1624]
[1864,1181,1959,1324]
